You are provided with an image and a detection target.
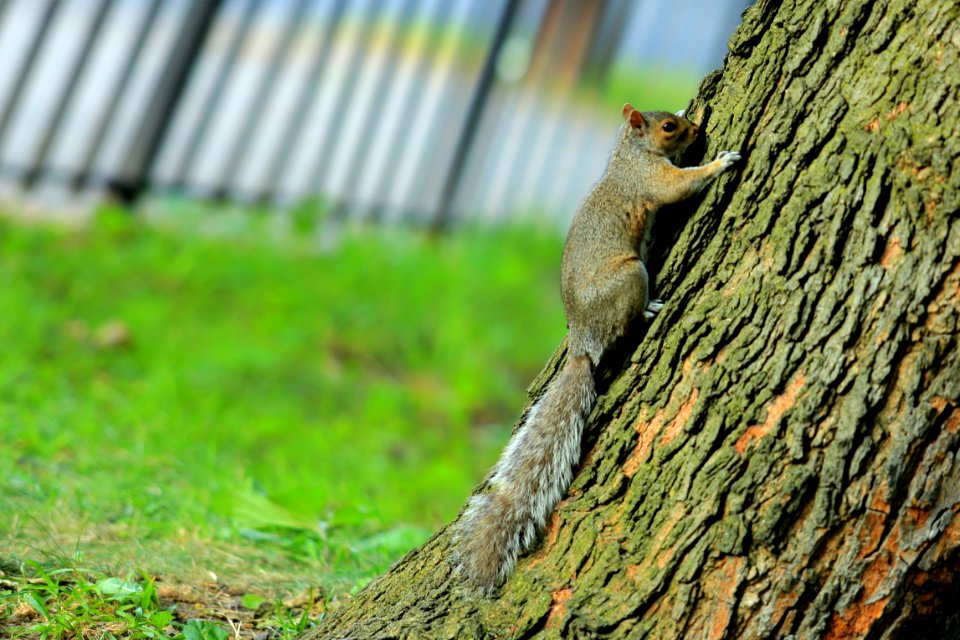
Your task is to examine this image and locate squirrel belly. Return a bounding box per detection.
[455,354,595,591]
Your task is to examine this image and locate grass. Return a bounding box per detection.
[599,63,704,114]
[0,206,567,637]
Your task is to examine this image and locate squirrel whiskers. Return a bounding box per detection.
[455,104,741,592]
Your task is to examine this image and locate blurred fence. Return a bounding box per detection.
[0,0,749,227]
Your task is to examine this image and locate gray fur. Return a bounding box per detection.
[455,355,595,591]
[454,106,740,592]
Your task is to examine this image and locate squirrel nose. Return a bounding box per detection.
[691,125,699,136]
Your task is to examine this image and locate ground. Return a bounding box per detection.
[0,204,566,638]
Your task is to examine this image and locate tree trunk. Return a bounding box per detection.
[308,0,960,637]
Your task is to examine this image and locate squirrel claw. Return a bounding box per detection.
[715,150,742,172]
[716,150,742,163]
[644,299,664,321]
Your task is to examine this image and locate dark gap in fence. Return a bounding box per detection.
[386,0,488,226]
[446,0,546,224]
[431,0,521,231]
[71,0,164,192]
[370,0,488,225]
[584,0,629,84]
[168,0,265,192]
[106,0,223,203]
[500,0,605,217]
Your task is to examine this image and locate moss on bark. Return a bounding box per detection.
[308,0,960,637]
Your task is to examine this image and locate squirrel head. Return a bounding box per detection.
[620,104,698,159]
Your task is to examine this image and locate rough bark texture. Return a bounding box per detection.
[308,0,960,637]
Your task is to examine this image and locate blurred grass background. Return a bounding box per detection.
[0,206,566,594]
[0,61,702,639]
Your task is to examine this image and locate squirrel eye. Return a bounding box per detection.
[662,121,677,133]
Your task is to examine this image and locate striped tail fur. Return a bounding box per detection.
[455,354,595,592]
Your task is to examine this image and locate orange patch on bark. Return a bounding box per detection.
[656,544,678,570]
[857,482,892,559]
[888,101,911,119]
[825,596,890,639]
[857,510,888,560]
[706,556,743,640]
[868,103,911,133]
[828,545,894,637]
[544,512,562,547]
[545,587,573,631]
[624,386,700,475]
[580,441,599,468]
[525,513,564,572]
[623,408,664,476]
[879,236,903,269]
[735,373,806,454]
[869,483,891,514]
[659,387,699,448]
[941,404,960,434]
[931,396,949,412]
[770,590,800,631]
[863,530,897,595]
[906,506,931,528]
[827,527,900,639]
[626,504,686,582]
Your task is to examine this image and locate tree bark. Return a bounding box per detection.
[308,0,960,637]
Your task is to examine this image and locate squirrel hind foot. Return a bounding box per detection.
[643,298,664,321]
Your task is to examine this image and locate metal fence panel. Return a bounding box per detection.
[0,0,752,227]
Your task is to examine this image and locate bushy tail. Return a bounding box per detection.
[455,354,596,591]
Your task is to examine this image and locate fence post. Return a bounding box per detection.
[257,0,349,204]
[24,0,112,189]
[430,0,521,231]
[0,0,60,150]
[303,0,382,204]
[212,0,314,200]
[106,0,223,204]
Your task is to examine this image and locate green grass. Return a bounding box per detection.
[599,63,704,113]
[0,561,324,638]
[0,207,566,637]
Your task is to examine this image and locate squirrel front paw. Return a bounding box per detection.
[716,150,742,170]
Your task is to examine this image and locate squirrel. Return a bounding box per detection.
[454,103,742,592]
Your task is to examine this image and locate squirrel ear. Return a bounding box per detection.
[622,103,646,130]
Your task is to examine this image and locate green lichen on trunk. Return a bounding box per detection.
[308,0,960,637]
